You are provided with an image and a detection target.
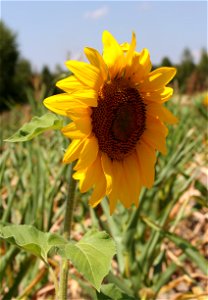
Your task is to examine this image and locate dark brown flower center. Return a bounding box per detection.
[91,80,146,160]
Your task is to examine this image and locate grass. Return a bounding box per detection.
[0,91,207,299]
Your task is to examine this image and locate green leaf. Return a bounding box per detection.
[0,224,66,263]
[4,113,63,142]
[59,229,116,291]
[97,283,135,300]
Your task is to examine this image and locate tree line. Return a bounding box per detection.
[0,21,207,110]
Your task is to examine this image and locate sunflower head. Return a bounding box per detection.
[44,31,178,213]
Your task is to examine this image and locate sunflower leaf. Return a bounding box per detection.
[4,113,63,142]
[0,224,66,263]
[59,229,116,291]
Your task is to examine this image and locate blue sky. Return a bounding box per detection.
[1,1,207,72]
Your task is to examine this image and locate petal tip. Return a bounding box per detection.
[43,97,51,109]
[172,116,179,124]
[170,67,177,76]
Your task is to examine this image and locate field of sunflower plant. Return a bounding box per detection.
[1,31,208,300]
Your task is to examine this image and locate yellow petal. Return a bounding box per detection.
[136,141,156,188]
[66,107,91,117]
[84,47,108,81]
[122,168,134,207]
[123,152,141,207]
[110,160,127,206]
[71,116,92,136]
[74,136,99,170]
[61,122,86,139]
[73,154,102,193]
[143,87,173,103]
[101,153,113,195]
[109,197,117,215]
[66,107,92,135]
[66,60,102,91]
[56,75,88,93]
[102,30,124,78]
[160,106,178,124]
[139,48,152,74]
[70,89,98,107]
[125,32,136,65]
[109,160,123,205]
[89,172,106,207]
[142,116,168,154]
[120,42,130,52]
[108,193,117,215]
[140,67,177,91]
[63,139,84,164]
[126,48,151,82]
[108,160,122,214]
[43,93,86,116]
[147,103,178,124]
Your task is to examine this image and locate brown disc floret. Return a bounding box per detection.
[91,80,146,160]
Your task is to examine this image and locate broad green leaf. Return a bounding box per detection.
[0,224,66,263]
[141,216,208,274]
[4,113,63,142]
[59,229,116,291]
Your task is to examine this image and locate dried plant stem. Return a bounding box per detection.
[59,162,77,300]
[17,266,47,299]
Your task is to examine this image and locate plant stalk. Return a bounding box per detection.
[59,162,77,300]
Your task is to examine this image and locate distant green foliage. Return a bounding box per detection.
[0,21,32,109]
[41,66,55,94]
[160,48,208,94]
[0,21,18,108]
[197,48,208,91]
[14,58,33,101]
[177,48,196,93]
[160,56,172,67]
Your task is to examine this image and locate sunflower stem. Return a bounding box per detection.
[59,162,77,300]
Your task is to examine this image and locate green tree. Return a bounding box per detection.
[176,48,196,93]
[197,49,208,90]
[42,66,53,87]
[14,58,33,101]
[0,21,19,108]
[0,21,33,109]
[161,56,172,67]
[198,49,208,75]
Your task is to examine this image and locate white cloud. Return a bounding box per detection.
[84,6,108,20]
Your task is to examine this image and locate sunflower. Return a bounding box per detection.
[44,31,177,213]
